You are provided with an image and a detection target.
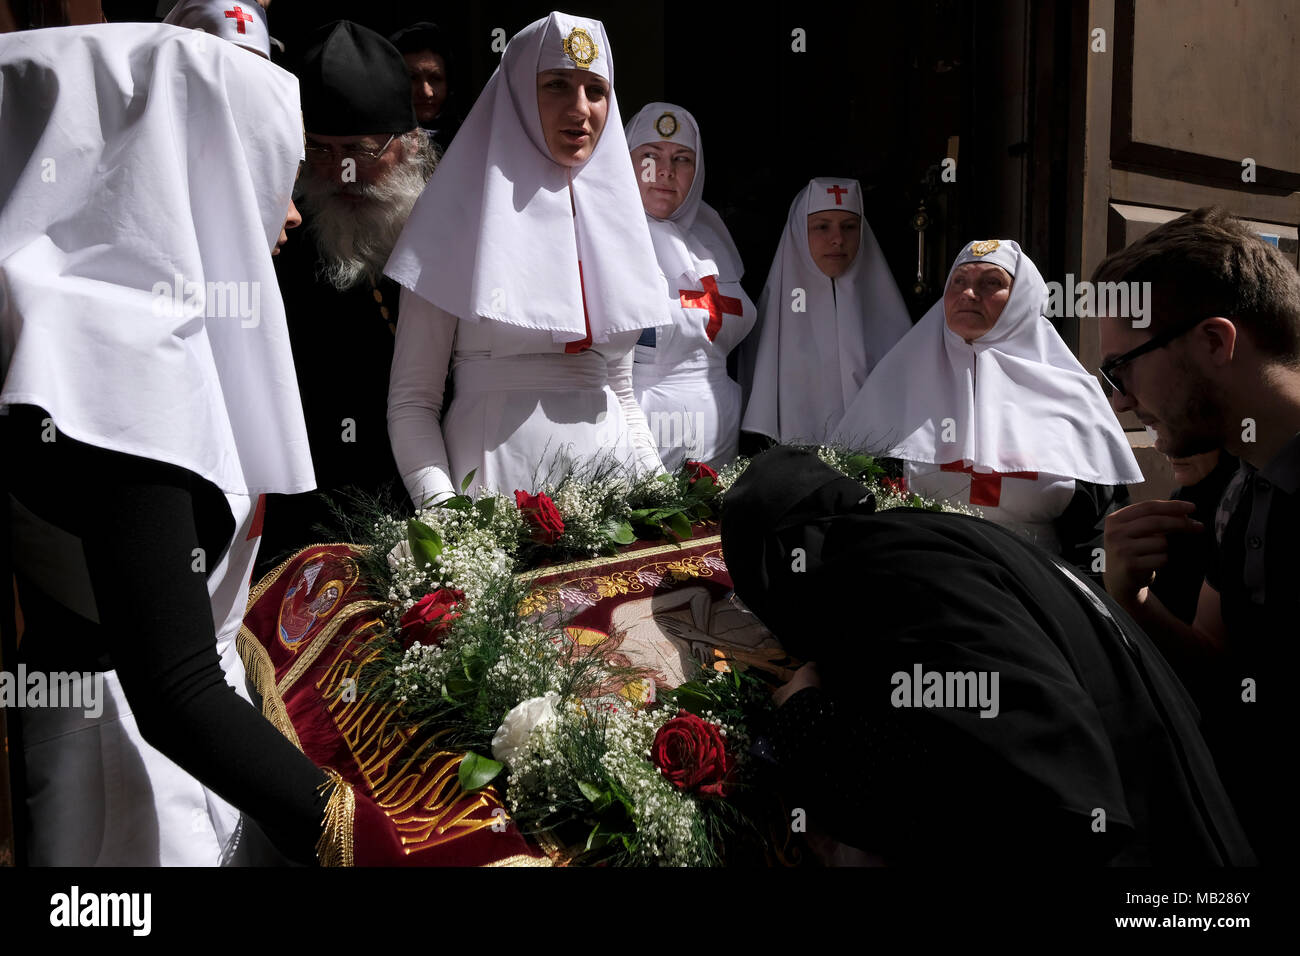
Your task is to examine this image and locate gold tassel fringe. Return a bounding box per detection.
[316,769,355,867]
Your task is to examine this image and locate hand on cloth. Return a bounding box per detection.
[772,661,820,707]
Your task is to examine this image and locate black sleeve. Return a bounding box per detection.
[738,430,776,459]
[1055,480,1129,587]
[8,411,329,864]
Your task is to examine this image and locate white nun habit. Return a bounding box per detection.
[385,12,672,504]
[739,178,912,444]
[0,23,310,864]
[624,103,756,471]
[833,239,1144,553]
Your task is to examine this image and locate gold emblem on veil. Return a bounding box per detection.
[970,239,1001,256]
[562,27,598,68]
[655,112,679,138]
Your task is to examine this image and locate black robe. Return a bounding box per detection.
[721,446,1255,865]
[256,228,405,578]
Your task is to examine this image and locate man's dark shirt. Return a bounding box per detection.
[1151,452,1240,624]
[1202,430,1299,859]
[256,226,404,578]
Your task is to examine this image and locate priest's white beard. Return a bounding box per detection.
[298,140,434,291]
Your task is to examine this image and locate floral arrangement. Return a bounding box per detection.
[327,447,966,865]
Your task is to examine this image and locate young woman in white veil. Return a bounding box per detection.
[386,12,671,504]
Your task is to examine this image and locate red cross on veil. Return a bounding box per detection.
[826,184,849,205]
[679,275,742,342]
[225,5,253,34]
[939,460,1039,508]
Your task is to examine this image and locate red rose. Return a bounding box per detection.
[685,460,719,485]
[514,490,565,545]
[650,711,732,798]
[880,476,908,496]
[399,588,464,649]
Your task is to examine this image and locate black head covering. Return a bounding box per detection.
[297,20,416,136]
[721,446,1255,865]
[388,21,450,65]
[387,20,461,149]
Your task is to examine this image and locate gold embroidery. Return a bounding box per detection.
[655,112,678,138]
[236,625,304,751]
[970,239,1000,256]
[276,599,390,697]
[520,541,726,615]
[562,26,598,68]
[316,769,355,867]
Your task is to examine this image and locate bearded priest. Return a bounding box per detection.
[258,20,438,576]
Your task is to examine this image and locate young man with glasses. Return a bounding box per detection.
[1095,206,1300,860]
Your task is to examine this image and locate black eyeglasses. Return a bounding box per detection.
[1099,316,1212,397]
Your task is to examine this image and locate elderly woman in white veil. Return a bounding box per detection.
[624,102,756,471]
[385,12,670,504]
[833,239,1144,575]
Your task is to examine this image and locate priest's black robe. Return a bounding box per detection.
[256,229,405,578]
[721,446,1256,866]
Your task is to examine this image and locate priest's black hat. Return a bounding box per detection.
[297,20,417,136]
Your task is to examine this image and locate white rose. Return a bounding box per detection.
[386,539,413,569]
[491,692,560,769]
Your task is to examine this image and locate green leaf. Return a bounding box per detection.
[459,468,478,493]
[691,475,718,497]
[604,517,635,546]
[665,511,693,540]
[844,454,876,477]
[441,494,472,511]
[475,495,497,522]
[406,519,443,569]
[444,672,475,700]
[628,508,657,521]
[585,821,615,851]
[458,752,503,792]
[577,780,614,812]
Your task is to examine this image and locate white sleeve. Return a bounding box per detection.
[388,288,460,507]
[606,345,666,477]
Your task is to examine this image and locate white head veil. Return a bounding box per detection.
[623,101,743,285]
[385,11,671,345]
[834,239,1144,484]
[0,23,312,497]
[163,0,271,59]
[740,177,913,443]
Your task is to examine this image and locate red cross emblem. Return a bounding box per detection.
[939,460,1039,508]
[826,184,849,205]
[679,275,743,342]
[225,5,253,34]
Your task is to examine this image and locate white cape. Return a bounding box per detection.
[834,239,1143,485]
[0,23,313,498]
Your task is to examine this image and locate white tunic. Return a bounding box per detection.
[18,494,262,866]
[901,461,1077,554]
[390,289,664,503]
[632,273,755,470]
